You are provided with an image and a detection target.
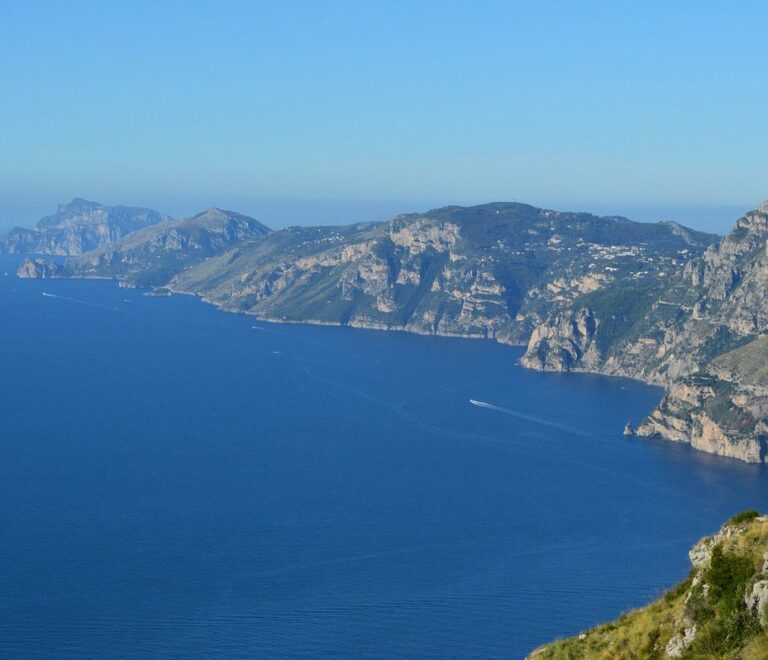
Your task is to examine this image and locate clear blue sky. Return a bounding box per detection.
[1,1,766,232]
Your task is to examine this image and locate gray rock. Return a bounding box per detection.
[1,198,171,256]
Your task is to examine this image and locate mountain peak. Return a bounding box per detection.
[189,207,240,223]
[732,200,768,235]
[184,207,271,235]
[57,198,102,214]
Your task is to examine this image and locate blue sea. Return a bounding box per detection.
[1,253,767,658]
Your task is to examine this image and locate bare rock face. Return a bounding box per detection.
[389,220,459,254]
[637,377,768,463]
[745,580,768,623]
[59,208,271,288]
[1,198,171,256]
[17,257,63,279]
[665,625,697,658]
[518,201,768,463]
[520,309,597,371]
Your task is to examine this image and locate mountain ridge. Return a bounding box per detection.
[0,198,172,255]
[21,198,760,462]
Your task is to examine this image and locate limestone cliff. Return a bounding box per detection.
[160,203,709,348]
[64,207,271,287]
[636,377,768,463]
[1,198,170,255]
[16,257,64,279]
[520,309,597,371]
[522,201,768,462]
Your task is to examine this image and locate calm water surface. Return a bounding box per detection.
[1,254,767,658]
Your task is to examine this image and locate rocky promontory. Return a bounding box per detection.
[636,377,768,463]
[530,511,768,658]
[17,257,65,279]
[521,201,768,463]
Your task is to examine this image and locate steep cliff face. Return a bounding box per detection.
[523,202,768,381]
[530,511,768,659]
[637,377,768,463]
[521,202,768,462]
[0,198,171,255]
[17,202,715,339]
[16,257,65,278]
[162,203,711,345]
[166,216,522,340]
[520,309,598,371]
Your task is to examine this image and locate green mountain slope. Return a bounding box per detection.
[166,203,715,344]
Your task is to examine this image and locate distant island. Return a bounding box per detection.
[11,197,768,465]
[1,198,171,255]
[529,510,768,658]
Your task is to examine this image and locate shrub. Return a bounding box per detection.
[681,544,763,655]
[704,544,755,613]
[729,509,760,526]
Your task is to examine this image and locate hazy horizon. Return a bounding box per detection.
[1,2,766,238]
[0,193,753,237]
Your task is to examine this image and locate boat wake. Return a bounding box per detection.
[469,399,591,438]
[42,291,120,312]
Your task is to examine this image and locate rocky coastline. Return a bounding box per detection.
[17,198,768,464]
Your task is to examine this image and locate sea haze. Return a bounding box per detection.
[1,253,767,658]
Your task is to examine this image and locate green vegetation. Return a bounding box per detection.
[730,510,761,525]
[713,336,768,387]
[530,514,768,659]
[688,545,759,654]
[579,284,660,354]
[702,327,755,365]
[700,381,757,435]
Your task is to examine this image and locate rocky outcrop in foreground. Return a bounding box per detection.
[530,511,768,659]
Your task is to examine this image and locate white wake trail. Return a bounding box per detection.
[469,399,592,438]
[42,291,120,312]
